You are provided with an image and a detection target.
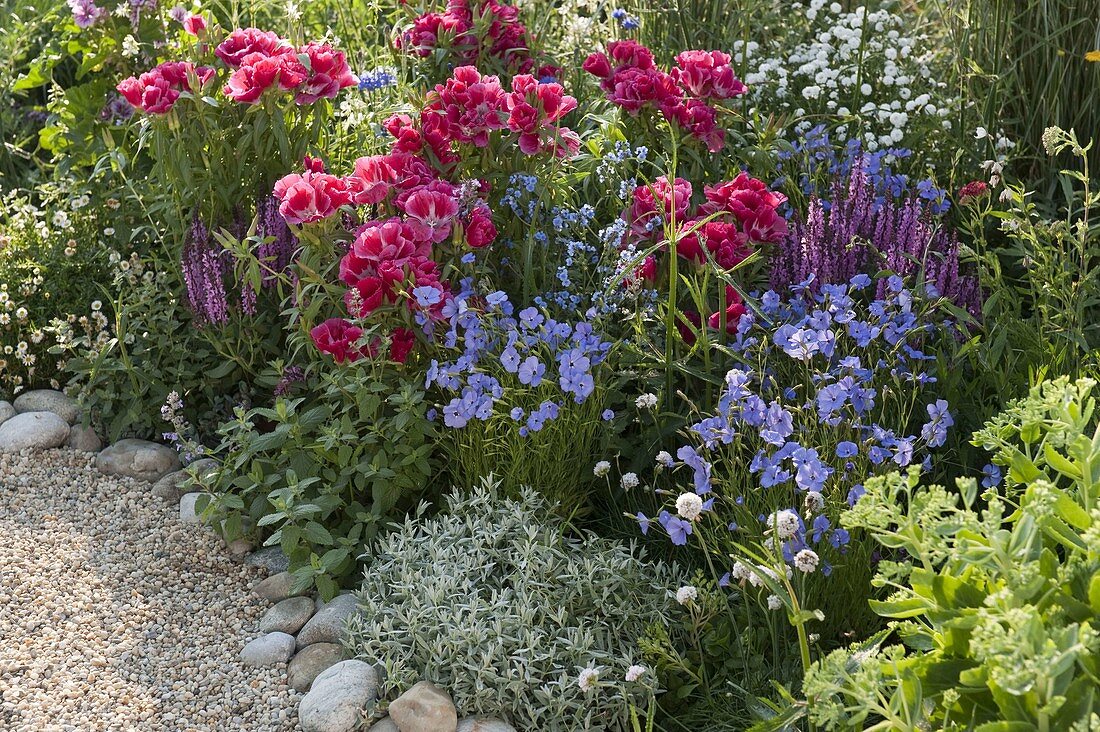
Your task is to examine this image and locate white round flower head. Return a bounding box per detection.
[769,509,801,539]
[676,585,698,605]
[593,461,611,477]
[655,450,674,467]
[625,665,647,682]
[767,594,783,611]
[803,491,824,515]
[635,393,658,409]
[577,667,600,692]
[676,492,703,521]
[730,561,750,582]
[621,472,640,490]
[794,549,820,574]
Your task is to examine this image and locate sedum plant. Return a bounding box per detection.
[791,378,1100,731]
[345,479,677,731]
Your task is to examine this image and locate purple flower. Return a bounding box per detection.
[659,511,693,546]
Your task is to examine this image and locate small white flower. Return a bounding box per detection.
[675,585,698,605]
[768,509,801,539]
[635,393,658,409]
[675,492,703,521]
[91,300,102,311]
[794,549,820,573]
[593,461,611,477]
[577,667,599,692]
[620,472,639,490]
[767,594,783,610]
[975,126,988,139]
[803,491,824,515]
[625,665,646,682]
[655,450,674,467]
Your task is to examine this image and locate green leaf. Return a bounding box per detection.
[869,596,931,618]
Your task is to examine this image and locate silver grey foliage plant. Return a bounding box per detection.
[345,477,679,730]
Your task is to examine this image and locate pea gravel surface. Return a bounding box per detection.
[0,448,300,731]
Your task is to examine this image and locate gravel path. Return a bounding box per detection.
[0,448,300,731]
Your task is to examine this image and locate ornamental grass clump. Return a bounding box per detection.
[345,479,677,731]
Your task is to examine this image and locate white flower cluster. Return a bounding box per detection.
[767,509,801,539]
[736,0,959,150]
[675,492,703,521]
[675,585,698,605]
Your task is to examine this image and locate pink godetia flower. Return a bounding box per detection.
[182,14,207,36]
[463,206,498,248]
[389,327,416,363]
[622,254,657,288]
[344,275,391,317]
[677,220,752,270]
[272,161,349,225]
[701,172,788,243]
[672,50,747,100]
[504,74,579,157]
[677,309,701,345]
[345,155,397,205]
[400,184,461,243]
[396,0,533,71]
[295,42,359,105]
[606,67,682,115]
[664,98,725,152]
[707,286,748,333]
[215,28,290,67]
[626,176,693,239]
[426,66,507,148]
[339,218,432,286]
[311,318,365,363]
[223,51,307,103]
[116,62,216,114]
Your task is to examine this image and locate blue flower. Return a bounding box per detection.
[836,441,858,458]
[637,512,650,535]
[981,463,1002,488]
[412,285,442,308]
[659,511,693,546]
[500,346,521,373]
[517,356,545,386]
[601,409,615,421]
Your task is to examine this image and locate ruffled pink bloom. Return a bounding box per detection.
[272,164,349,225]
[677,220,751,269]
[707,286,748,333]
[311,318,365,363]
[401,185,460,243]
[183,14,206,36]
[623,255,657,287]
[426,66,506,147]
[504,74,578,157]
[346,156,397,205]
[606,67,681,115]
[464,206,497,248]
[627,176,693,239]
[339,218,431,285]
[389,327,416,363]
[701,172,789,243]
[673,50,747,100]
[664,99,725,152]
[344,275,389,317]
[224,51,307,103]
[215,28,290,67]
[295,41,358,104]
[116,62,215,114]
